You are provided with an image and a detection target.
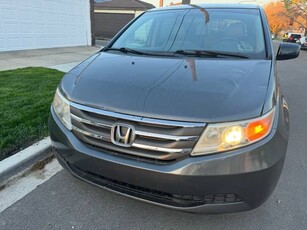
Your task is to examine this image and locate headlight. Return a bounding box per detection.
[191,107,276,156]
[52,88,72,130]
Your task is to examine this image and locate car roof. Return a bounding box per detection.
[148,3,260,12]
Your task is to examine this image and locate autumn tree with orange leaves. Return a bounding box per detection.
[264,2,289,36]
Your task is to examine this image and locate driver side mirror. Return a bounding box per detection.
[276,43,300,60]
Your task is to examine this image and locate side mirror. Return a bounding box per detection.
[276,43,300,60]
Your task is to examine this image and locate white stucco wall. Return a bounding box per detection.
[0,0,91,52]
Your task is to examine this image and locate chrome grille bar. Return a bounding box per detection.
[71,102,206,128]
[71,114,111,129]
[132,143,185,153]
[72,126,110,142]
[134,130,197,141]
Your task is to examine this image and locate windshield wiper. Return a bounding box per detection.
[104,47,174,57]
[174,50,249,59]
[104,47,148,55]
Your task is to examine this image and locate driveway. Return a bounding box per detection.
[0,46,100,72]
[0,46,306,230]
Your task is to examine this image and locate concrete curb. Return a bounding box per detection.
[0,137,53,183]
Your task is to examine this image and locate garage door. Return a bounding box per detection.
[95,13,134,39]
[0,0,91,52]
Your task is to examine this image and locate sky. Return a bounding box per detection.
[142,0,275,7]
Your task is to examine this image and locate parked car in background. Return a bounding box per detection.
[49,4,300,213]
[287,33,302,43]
[299,36,307,50]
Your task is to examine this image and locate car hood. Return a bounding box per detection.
[61,52,272,123]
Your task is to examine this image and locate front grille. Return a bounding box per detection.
[70,102,205,163]
[69,163,243,208]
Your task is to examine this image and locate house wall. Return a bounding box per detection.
[95,9,145,18]
[0,0,91,52]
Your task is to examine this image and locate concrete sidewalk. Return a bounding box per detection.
[0,46,100,71]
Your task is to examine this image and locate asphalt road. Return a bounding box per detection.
[1,46,307,230]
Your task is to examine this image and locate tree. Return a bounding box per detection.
[182,0,191,4]
[264,2,289,36]
[282,0,307,35]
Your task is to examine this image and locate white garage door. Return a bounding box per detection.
[0,0,91,52]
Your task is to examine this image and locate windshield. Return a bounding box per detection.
[110,8,266,59]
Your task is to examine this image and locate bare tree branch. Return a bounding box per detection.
[294,3,307,13]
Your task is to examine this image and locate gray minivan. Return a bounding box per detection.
[49,4,300,213]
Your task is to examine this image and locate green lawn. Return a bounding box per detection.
[0,67,64,161]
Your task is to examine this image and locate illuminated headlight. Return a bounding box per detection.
[191,107,276,156]
[52,88,72,130]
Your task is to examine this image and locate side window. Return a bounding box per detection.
[134,19,153,44]
[113,16,155,49]
[112,10,184,51]
[130,14,179,50]
[156,17,177,42]
[150,15,180,50]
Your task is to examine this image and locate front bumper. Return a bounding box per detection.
[49,107,288,213]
